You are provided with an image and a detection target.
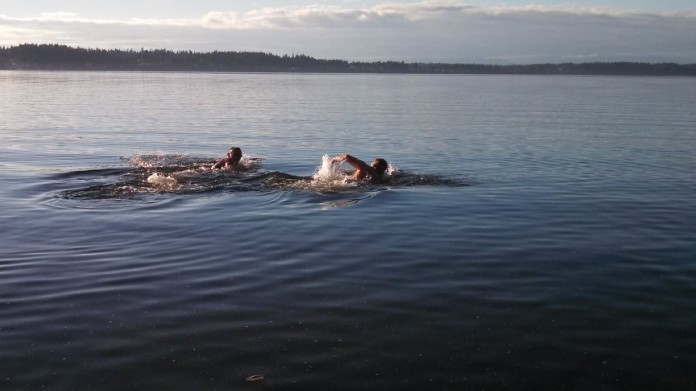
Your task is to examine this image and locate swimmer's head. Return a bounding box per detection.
[227,147,242,165]
[372,158,388,176]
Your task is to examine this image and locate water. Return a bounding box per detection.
[1,71,696,390]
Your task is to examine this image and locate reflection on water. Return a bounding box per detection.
[59,154,467,201]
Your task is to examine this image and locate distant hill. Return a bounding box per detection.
[2,44,695,76]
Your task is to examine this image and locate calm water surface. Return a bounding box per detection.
[1,71,696,390]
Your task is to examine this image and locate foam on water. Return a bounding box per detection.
[309,154,359,190]
[306,154,400,191]
[59,153,462,199]
[146,173,179,190]
[127,153,262,172]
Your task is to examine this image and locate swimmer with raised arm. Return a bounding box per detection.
[212,147,242,170]
[331,154,388,183]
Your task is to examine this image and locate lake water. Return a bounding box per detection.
[1,71,695,390]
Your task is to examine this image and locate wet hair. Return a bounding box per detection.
[228,147,242,165]
[373,158,388,175]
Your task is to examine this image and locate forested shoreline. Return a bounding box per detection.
[2,44,695,76]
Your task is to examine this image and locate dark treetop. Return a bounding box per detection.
[2,44,696,76]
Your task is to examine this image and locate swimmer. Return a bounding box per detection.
[212,147,242,170]
[331,154,388,183]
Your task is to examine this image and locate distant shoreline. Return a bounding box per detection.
[2,44,696,76]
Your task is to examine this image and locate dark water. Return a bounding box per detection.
[1,71,696,390]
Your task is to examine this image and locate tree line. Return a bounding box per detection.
[1,44,695,76]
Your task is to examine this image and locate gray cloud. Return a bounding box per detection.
[1,2,695,63]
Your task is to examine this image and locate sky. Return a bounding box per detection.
[1,1,695,64]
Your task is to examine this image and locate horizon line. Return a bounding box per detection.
[4,43,696,67]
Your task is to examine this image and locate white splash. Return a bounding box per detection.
[309,154,357,190]
[128,154,169,168]
[146,173,179,190]
[306,154,399,191]
[385,161,397,176]
[312,154,343,180]
[239,156,263,171]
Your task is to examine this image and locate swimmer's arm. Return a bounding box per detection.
[211,158,226,169]
[332,154,370,172]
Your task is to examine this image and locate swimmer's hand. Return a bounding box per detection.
[331,154,347,164]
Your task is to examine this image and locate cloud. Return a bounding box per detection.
[1,1,695,63]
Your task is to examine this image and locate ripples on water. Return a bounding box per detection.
[58,154,466,200]
[2,72,696,390]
